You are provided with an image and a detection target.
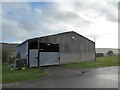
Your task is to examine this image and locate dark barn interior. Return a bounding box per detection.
[29,39,59,52]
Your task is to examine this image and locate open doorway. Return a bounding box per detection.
[28,38,60,67]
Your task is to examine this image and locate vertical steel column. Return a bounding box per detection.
[28,40,30,67]
[38,38,40,67]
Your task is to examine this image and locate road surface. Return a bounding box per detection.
[3,66,118,88]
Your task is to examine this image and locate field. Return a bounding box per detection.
[0,62,2,84]
[2,62,48,84]
[62,56,118,68]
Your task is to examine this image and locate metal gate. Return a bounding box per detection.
[39,52,59,66]
[29,49,38,67]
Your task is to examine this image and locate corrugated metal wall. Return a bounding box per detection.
[39,52,59,66]
[16,41,28,65]
[39,32,95,64]
[29,49,38,67]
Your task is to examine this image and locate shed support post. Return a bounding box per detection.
[28,40,30,67]
[38,38,40,67]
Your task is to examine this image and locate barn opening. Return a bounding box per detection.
[39,43,59,52]
[29,39,38,49]
[28,39,60,67]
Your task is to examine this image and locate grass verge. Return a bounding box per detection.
[2,62,48,84]
[0,62,2,84]
[62,56,118,68]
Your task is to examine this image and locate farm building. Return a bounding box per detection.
[96,48,118,57]
[16,31,95,67]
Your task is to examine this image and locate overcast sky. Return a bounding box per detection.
[1,1,118,48]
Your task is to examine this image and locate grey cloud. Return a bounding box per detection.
[73,2,118,23]
[54,11,80,21]
[2,2,118,43]
[92,2,118,22]
[101,9,117,22]
[2,19,30,40]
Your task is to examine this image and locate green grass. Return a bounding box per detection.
[0,62,2,83]
[62,56,118,68]
[2,62,48,84]
[2,56,119,83]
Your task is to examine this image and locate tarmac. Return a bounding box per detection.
[2,66,118,88]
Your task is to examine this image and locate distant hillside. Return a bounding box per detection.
[96,48,118,54]
[0,43,19,61]
[0,43,19,52]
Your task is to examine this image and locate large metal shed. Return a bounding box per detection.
[16,31,95,67]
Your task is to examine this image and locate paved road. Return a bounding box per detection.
[3,66,118,88]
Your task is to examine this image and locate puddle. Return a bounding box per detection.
[81,71,86,73]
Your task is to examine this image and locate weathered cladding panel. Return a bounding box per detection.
[72,33,84,53]
[17,42,27,54]
[62,32,92,53]
[60,32,94,54]
[79,36,88,53]
[88,40,95,53]
[16,41,28,60]
[80,38,95,61]
[39,35,56,43]
[48,35,56,43]
[39,37,47,43]
[39,32,95,54]
[56,32,95,62]
[75,34,95,54]
[88,41,95,61]
[56,32,84,53]
[39,33,75,53]
[56,33,73,53]
[69,32,81,53]
[68,33,95,61]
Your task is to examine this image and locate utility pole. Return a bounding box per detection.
[94,37,96,43]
